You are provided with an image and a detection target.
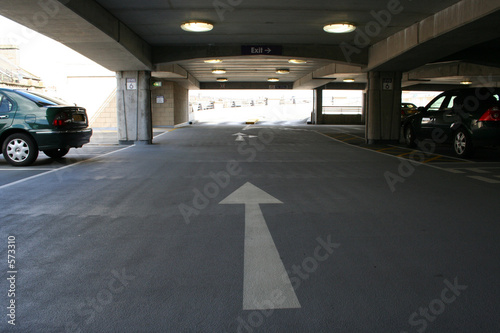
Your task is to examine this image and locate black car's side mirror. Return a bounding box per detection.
[417,107,426,113]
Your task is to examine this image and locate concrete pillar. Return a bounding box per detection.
[366,71,401,144]
[314,87,324,124]
[116,71,152,145]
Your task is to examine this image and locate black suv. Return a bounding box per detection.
[402,87,500,157]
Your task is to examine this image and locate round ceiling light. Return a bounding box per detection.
[181,21,214,32]
[323,23,356,34]
[276,69,290,74]
[343,78,355,83]
[288,59,308,64]
[217,78,228,82]
[460,80,472,85]
[268,78,280,82]
[212,69,226,74]
[204,59,223,64]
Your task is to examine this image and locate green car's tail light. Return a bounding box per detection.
[53,112,70,127]
[479,107,500,122]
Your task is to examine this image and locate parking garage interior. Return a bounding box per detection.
[1,0,500,332]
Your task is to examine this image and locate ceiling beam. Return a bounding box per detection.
[367,0,500,72]
[153,44,368,66]
[0,0,153,71]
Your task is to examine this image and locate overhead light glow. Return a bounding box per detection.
[212,69,226,74]
[288,59,307,64]
[268,78,280,82]
[323,23,356,34]
[343,78,355,83]
[204,59,223,64]
[181,21,213,32]
[460,80,472,85]
[276,69,290,74]
[217,78,228,82]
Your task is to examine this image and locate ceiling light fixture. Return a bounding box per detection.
[276,69,290,74]
[180,21,214,32]
[343,78,355,83]
[268,78,280,82]
[460,80,472,85]
[288,59,308,64]
[323,23,356,34]
[217,78,228,82]
[212,69,226,74]
[204,59,223,64]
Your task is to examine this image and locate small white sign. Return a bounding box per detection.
[382,78,393,91]
[156,96,165,104]
[126,78,137,90]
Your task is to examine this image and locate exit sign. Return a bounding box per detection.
[242,45,283,55]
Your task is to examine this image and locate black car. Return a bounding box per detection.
[402,88,500,157]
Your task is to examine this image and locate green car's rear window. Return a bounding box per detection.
[14,90,62,107]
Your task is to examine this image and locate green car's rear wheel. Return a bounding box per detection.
[2,133,39,166]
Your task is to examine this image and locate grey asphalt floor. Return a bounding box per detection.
[1,124,499,332]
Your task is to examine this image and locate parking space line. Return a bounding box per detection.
[444,169,467,174]
[464,168,491,174]
[0,168,54,171]
[467,176,500,184]
[423,155,442,163]
[0,145,133,190]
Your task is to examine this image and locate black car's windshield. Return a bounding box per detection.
[14,90,68,107]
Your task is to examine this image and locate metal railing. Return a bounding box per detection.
[322,106,362,115]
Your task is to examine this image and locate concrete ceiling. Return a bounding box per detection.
[1,0,500,89]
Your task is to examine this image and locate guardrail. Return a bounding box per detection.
[323,106,362,115]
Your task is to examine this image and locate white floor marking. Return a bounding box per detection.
[220,182,301,310]
[467,176,500,184]
[464,168,490,174]
[233,132,246,142]
[0,145,133,190]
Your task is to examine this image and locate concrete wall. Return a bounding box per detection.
[90,90,117,128]
[174,82,189,124]
[151,80,189,126]
[323,115,364,125]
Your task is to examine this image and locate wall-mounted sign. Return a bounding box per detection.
[156,96,165,104]
[382,78,393,91]
[127,78,137,90]
[153,81,162,87]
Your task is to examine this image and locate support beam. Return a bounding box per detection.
[366,72,402,144]
[116,71,152,145]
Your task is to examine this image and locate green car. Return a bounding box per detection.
[0,88,92,166]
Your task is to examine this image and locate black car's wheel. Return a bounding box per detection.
[404,126,416,148]
[453,129,474,157]
[43,148,70,159]
[2,133,39,166]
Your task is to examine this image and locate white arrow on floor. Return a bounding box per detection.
[220,182,301,310]
[233,133,246,142]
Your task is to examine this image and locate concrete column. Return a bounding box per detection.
[313,87,324,124]
[366,71,401,144]
[116,71,152,145]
